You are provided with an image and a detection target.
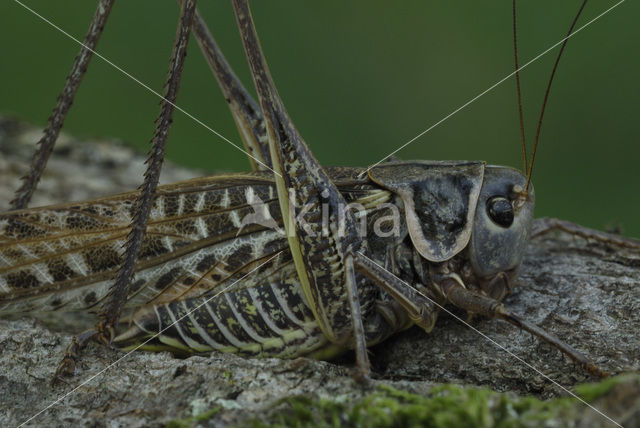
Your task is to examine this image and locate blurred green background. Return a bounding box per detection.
[1,1,638,237]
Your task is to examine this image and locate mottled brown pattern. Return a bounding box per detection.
[6,271,40,289]
[2,217,47,240]
[83,246,121,273]
[154,267,184,290]
[65,213,101,230]
[172,218,198,236]
[180,193,200,215]
[195,254,217,273]
[47,260,75,282]
[2,248,26,264]
[225,244,254,271]
[83,291,97,305]
[162,194,180,218]
[137,236,170,260]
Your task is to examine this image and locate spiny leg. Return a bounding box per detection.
[55,0,198,378]
[189,7,271,171]
[11,0,115,210]
[99,0,198,341]
[232,0,371,378]
[532,217,640,249]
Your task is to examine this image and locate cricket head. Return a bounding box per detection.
[368,161,534,301]
[467,165,534,300]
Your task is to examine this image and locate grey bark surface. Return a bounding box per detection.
[1,117,638,427]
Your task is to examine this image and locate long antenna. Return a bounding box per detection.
[525,0,588,191]
[513,0,528,174]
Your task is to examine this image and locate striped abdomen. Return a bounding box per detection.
[114,251,342,359]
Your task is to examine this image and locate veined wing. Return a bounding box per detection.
[0,172,286,314]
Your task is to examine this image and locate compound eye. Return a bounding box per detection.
[487,196,514,228]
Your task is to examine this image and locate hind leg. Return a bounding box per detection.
[11,0,115,210]
[55,0,198,379]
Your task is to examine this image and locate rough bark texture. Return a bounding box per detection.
[1,117,638,427]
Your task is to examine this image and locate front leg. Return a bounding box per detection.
[232,0,372,377]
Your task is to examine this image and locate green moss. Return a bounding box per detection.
[164,376,635,427]
[573,375,624,402]
[166,406,220,428]
[251,383,580,428]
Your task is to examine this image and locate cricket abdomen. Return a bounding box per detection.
[114,254,337,359]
